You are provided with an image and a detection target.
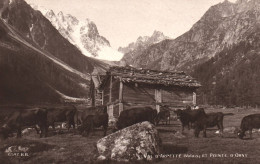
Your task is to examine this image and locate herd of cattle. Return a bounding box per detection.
[0,105,260,141]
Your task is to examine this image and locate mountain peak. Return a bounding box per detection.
[119,30,169,65]
[152,30,164,36]
[32,6,122,61]
[121,0,260,71]
[57,11,63,16]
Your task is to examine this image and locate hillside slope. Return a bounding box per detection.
[0,0,108,104]
[123,0,260,71]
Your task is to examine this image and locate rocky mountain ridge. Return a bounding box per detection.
[119,30,169,65]
[123,0,260,71]
[31,4,123,61]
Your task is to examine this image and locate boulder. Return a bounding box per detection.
[96,121,161,162]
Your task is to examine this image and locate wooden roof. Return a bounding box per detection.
[99,66,201,89]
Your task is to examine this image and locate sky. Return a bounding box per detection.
[25,0,237,49]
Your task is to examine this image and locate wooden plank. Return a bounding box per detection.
[155,89,162,112]
[123,102,155,110]
[90,78,95,107]
[113,104,120,117]
[162,89,193,103]
[119,79,123,102]
[119,79,123,112]
[109,76,112,103]
[193,92,196,105]
[123,84,155,103]
[108,79,120,103]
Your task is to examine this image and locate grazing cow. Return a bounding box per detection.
[116,107,157,130]
[238,114,260,139]
[46,106,77,131]
[78,106,108,137]
[0,108,48,140]
[156,110,170,125]
[174,108,206,133]
[194,112,234,138]
[75,106,105,126]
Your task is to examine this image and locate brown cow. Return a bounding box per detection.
[238,114,260,139]
[116,106,157,130]
[0,108,48,140]
[46,106,77,131]
[75,106,105,126]
[174,108,206,133]
[78,106,108,137]
[156,109,170,125]
[194,112,234,138]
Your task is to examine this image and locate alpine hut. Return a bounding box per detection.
[91,66,201,122]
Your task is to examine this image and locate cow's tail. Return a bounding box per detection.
[223,113,234,116]
[76,110,80,127]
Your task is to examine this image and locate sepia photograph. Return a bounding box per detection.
[0,0,259,163]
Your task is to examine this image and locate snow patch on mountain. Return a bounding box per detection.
[30,4,123,61]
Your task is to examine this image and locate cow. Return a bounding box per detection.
[0,108,48,140]
[155,110,170,125]
[75,106,105,126]
[237,114,260,139]
[194,112,234,138]
[78,106,108,137]
[174,108,206,133]
[46,106,77,131]
[115,106,157,130]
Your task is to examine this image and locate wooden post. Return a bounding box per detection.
[90,77,96,107]
[119,78,123,114]
[155,89,162,113]
[193,92,196,106]
[109,76,113,103]
[108,76,113,119]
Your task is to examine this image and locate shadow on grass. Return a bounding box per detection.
[224,136,238,139]
[241,138,254,140]
[157,129,177,133]
[161,143,188,154]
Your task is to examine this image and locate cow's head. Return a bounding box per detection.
[237,130,245,139]
[173,109,182,119]
[0,125,12,141]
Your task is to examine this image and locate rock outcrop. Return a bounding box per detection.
[119,30,169,66]
[96,121,161,162]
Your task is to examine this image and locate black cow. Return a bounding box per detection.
[156,110,170,125]
[46,106,77,131]
[0,108,48,140]
[174,108,206,133]
[116,107,157,130]
[194,112,234,138]
[238,114,260,139]
[75,106,105,126]
[78,106,108,137]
